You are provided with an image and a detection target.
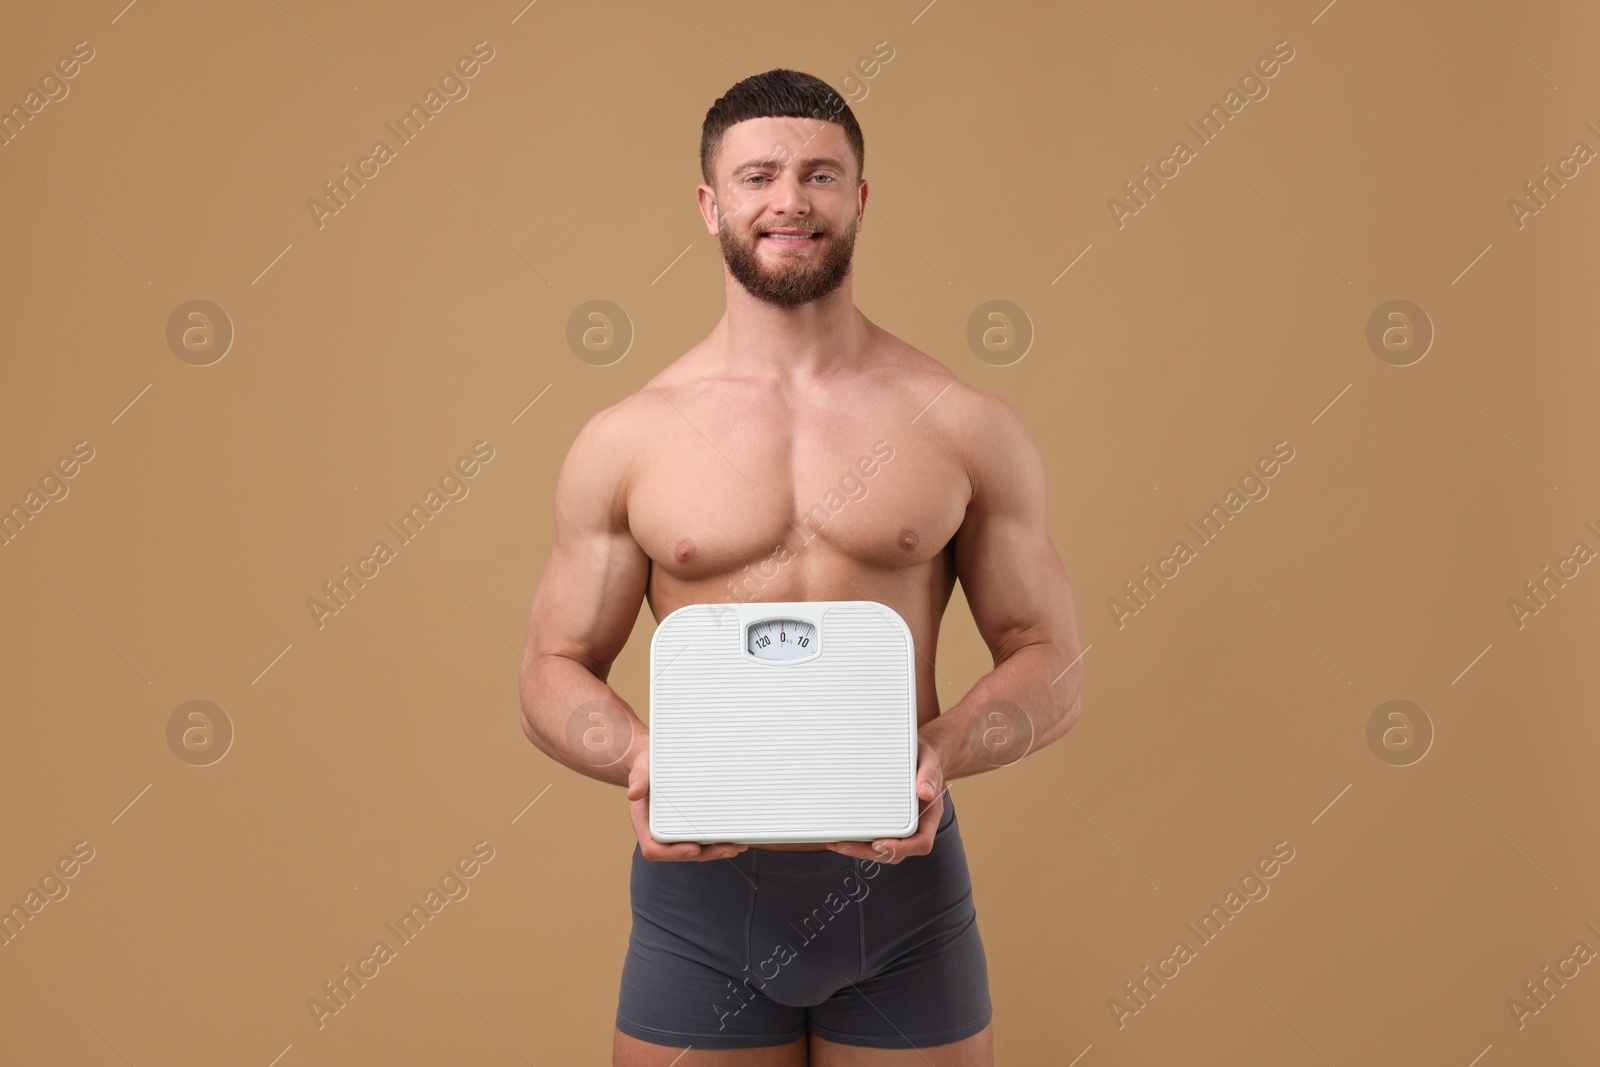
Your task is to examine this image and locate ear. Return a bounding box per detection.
[696,184,721,235]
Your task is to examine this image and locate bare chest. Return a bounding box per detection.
[627,407,969,585]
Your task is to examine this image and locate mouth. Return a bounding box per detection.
[759,230,823,243]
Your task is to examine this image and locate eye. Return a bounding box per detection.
[811,174,836,184]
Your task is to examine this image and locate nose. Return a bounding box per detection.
[766,170,811,218]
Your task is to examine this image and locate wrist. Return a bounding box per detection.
[624,724,648,764]
[918,715,965,778]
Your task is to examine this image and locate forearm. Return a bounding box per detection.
[922,641,1082,781]
[519,651,645,788]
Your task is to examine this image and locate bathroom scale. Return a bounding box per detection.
[648,600,919,845]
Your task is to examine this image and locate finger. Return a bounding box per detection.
[884,829,930,862]
[641,840,708,861]
[627,799,659,853]
[881,804,940,862]
[694,842,749,862]
[627,787,682,859]
[632,804,741,862]
[626,758,647,801]
[626,763,713,861]
[915,798,943,853]
[663,841,749,862]
[634,817,713,862]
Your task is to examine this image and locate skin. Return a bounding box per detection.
[520,113,1084,1067]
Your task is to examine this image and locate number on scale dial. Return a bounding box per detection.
[746,618,817,662]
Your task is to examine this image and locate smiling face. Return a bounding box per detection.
[700,116,866,308]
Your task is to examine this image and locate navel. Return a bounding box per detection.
[898,527,919,551]
[674,537,697,563]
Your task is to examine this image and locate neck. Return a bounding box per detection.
[714,270,872,380]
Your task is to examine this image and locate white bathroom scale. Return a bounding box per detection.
[648,600,919,845]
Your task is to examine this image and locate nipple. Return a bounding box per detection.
[898,528,919,551]
[674,538,697,563]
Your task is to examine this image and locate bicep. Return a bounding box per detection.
[524,410,651,680]
[951,394,1078,665]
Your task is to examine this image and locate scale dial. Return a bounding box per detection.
[746,617,818,662]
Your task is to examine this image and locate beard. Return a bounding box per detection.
[718,215,857,308]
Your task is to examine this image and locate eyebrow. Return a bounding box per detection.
[731,156,849,176]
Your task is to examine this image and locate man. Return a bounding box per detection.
[520,69,1083,1066]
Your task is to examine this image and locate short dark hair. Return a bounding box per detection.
[700,69,865,188]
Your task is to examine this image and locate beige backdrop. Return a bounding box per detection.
[3,0,1597,1063]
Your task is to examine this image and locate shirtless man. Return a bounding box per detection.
[519,69,1084,1066]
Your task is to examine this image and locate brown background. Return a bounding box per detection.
[3,0,1597,1063]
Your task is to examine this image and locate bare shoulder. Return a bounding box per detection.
[555,392,657,526]
[557,348,716,521]
[875,332,1036,480]
[572,345,710,447]
[565,392,642,464]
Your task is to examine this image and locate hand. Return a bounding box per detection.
[626,738,749,862]
[827,737,945,865]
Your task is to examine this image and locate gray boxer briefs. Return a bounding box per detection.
[616,793,992,1050]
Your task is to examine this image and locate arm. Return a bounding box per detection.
[518,403,650,785]
[922,388,1084,781]
[827,389,1082,865]
[517,403,745,862]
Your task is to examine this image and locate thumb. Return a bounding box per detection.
[626,753,647,801]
